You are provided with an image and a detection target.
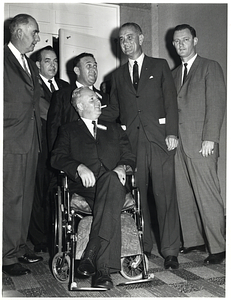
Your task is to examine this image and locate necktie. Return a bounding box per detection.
[48,79,56,93]
[92,120,97,138]
[182,63,188,85]
[21,54,31,77]
[133,61,139,90]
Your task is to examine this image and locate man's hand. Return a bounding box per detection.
[77,164,96,187]
[165,135,178,151]
[199,141,215,157]
[113,165,126,186]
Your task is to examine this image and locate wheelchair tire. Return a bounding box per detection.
[52,252,70,283]
[120,254,148,280]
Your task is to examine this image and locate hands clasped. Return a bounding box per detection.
[77,164,127,188]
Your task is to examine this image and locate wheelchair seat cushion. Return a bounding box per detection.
[70,192,135,214]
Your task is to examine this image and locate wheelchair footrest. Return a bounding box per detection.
[69,281,107,291]
[116,273,155,286]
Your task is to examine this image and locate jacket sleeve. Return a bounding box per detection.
[50,125,81,182]
[116,124,136,170]
[47,90,63,152]
[162,59,179,137]
[100,72,120,122]
[202,60,226,143]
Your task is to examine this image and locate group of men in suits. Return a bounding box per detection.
[3,13,226,287]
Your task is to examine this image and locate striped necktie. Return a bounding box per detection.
[92,120,97,138]
[48,79,56,93]
[21,54,31,77]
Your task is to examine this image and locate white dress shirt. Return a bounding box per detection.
[40,74,59,91]
[128,52,145,83]
[181,53,197,83]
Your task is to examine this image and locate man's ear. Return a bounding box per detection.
[36,61,40,69]
[194,37,198,46]
[77,102,83,111]
[74,66,80,76]
[139,34,144,46]
[16,28,23,40]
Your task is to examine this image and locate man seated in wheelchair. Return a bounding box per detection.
[51,86,136,289]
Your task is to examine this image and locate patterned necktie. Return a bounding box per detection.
[133,61,139,90]
[182,63,188,85]
[48,79,56,93]
[21,54,31,77]
[92,120,97,138]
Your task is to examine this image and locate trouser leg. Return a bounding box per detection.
[149,143,180,257]
[89,171,126,271]
[187,156,225,254]
[175,145,204,247]
[3,136,38,265]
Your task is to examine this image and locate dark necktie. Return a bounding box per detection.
[182,63,188,85]
[92,120,97,139]
[133,61,139,90]
[21,54,31,77]
[48,79,56,93]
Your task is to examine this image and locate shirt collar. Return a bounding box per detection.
[8,41,24,63]
[40,73,53,83]
[76,80,93,90]
[182,53,197,70]
[128,52,145,68]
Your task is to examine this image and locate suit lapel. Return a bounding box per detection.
[178,55,200,93]
[137,56,150,93]
[122,63,135,93]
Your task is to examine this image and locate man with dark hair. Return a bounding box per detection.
[101,22,180,269]
[3,13,43,276]
[28,46,69,253]
[47,52,109,152]
[172,24,226,264]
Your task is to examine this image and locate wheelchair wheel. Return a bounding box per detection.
[52,252,71,283]
[120,254,148,280]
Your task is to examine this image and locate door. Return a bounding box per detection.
[59,29,120,89]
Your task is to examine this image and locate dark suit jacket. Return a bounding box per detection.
[39,76,70,134]
[51,118,135,192]
[172,55,226,158]
[47,84,109,152]
[4,45,42,154]
[101,55,178,154]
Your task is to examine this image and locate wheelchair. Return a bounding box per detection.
[51,170,154,291]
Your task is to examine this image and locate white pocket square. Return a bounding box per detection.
[149,76,154,79]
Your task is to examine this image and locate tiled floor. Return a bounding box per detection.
[2,242,226,297]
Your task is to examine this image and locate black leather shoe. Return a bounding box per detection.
[3,263,31,276]
[180,245,206,254]
[164,256,179,269]
[18,253,43,264]
[34,244,48,253]
[93,268,113,289]
[77,249,96,276]
[204,252,225,265]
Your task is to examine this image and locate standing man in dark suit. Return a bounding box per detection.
[3,14,43,277]
[51,87,135,289]
[29,46,69,253]
[172,24,226,264]
[101,22,180,269]
[47,52,109,152]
